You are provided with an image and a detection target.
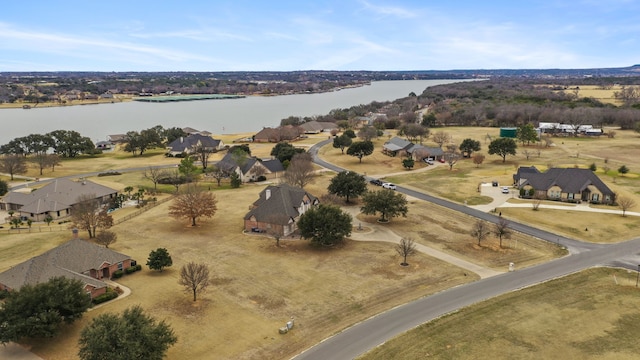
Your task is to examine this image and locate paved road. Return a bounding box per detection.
[297,139,640,360]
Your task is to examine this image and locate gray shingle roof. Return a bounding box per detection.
[244,184,317,224]
[0,239,131,291]
[383,137,413,152]
[1,179,117,215]
[167,134,221,153]
[217,153,284,176]
[407,144,444,157]
[521,168,614,196]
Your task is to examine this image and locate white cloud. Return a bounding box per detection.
[358,0,417,18]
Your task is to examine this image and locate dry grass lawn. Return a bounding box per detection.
[7,176,476,360]
[3,125,639,358]
[2,169,561,360]
[360,267,640,360]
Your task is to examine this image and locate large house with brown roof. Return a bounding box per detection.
[514,166,616,204]
[0,178,118,221]
[253,126,302,143]
[0,236,135,299]
[244,184,319,237]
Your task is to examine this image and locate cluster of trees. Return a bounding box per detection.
[471,218,512,248]
[123,125,188,156]
[297,171,410,246]
[0,130,95,158]
[0,277,92,344]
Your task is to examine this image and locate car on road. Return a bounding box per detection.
[502,186,510,194]
[382,182,397,190]
[369,179,383,186]
[492,180,499,187]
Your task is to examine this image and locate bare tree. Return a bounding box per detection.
[522,149,531,160]
[532,194,544,211]
[471,220,491,246]
[493,218,512,248]
[432,131,451,149]
[357,126,378,141]
[205,165,229,187]
[95,230,117,248]
[168,186,218,226]
[472,153,485,167]
[284,153,315,188]
[395,238,417,266]
[46,154,61,172]
[0,155,28,180]
[71,194,113,238]
[617,196,636,217]
[143,166,164,192]
[30,153,50,176]
[443,147,460,171]
[192,144,214,170]
[411,148,431,162]
[178,262,210,301]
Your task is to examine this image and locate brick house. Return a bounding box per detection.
[0,235,135,299]
[244,184,319,237]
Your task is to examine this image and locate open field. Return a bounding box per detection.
[360,267,640,360]
[565,84,623,105]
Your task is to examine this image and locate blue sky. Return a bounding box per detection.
[1,0,639,71]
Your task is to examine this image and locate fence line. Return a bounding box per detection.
[0,196,175,235]
[113,196,175,225]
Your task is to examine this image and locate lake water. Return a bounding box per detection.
[0,79,465,145]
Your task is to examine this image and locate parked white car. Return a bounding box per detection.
[382,182,397,190]
[424,158,435,165]
[501,186,510,194]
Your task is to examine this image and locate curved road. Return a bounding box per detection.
[296,140,640,360]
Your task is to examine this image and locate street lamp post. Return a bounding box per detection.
[636,265,640,287]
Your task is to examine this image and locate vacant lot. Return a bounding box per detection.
[360,267,640,360]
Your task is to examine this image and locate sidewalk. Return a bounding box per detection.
[343,206,503,279]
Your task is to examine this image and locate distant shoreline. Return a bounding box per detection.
[0,83,370,110]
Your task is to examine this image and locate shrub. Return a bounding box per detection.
[0,289,9,300]
[112,270,124,279]
[136,264,142,271]
[92,290,118,305]
[125,267,137,274]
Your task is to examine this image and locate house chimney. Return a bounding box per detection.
[180,137,184,143]
[72,228,79,239]
[265,189,271,200]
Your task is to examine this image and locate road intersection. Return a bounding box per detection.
[295,139,640,360]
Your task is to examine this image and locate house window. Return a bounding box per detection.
[567,193,574,200]
[117,262,123,270]
[592,194,600,202]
